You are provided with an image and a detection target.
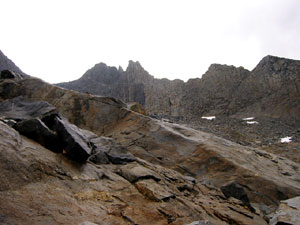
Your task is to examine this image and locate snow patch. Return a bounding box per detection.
[243,117,255,121]
[280,137,292,143]
[246,121,259,124]
[201,116,216,120]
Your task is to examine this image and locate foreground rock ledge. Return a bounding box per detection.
[0,77,300,224]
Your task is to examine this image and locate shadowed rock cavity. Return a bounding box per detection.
[221,180,255,212]
[0,70,24,80]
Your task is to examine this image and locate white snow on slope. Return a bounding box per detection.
[201,116,216,120]
[243,117,255,121]
[280,137,292,143]
[247,121,259,124]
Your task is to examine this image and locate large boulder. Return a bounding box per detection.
[13,118,62,153]
[54,117,93,162]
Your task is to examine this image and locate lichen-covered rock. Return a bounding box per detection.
[127,102,147,115]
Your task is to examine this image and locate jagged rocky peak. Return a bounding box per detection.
[126,60,145,72]
[118,65,124,72]
[252,55,300,75]
[202,63,249,79]
[82,62,122,84]
[125,60,154,83]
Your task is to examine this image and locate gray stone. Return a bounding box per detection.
[54,117,93,162]
[0,96,57,121]
[88,137,136,165]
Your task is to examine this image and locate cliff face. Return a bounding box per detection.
[235,55,300,118]
[57,55,300,120]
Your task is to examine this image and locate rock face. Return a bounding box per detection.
[57,55,300,120]
[1,75,300,224]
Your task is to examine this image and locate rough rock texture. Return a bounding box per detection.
[0,50,27,77]
[88,136,136,165]
[57,55,300,165]
[270,196,300,225]
[1,77,300,224]
[0,96,57,120]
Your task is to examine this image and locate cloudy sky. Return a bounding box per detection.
[1,0,300,83]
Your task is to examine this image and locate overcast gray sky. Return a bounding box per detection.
[1,0,299,83]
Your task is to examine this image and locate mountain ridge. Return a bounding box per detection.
[57,55,300,120]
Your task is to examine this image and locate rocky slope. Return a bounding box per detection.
[1,73,300,224]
